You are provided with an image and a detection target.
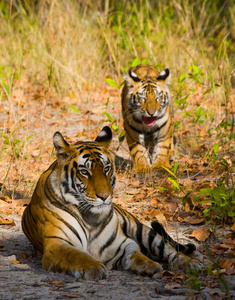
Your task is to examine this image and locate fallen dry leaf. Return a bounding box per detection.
[155,213,167,224]
[77,131,85,137]
[148,208,160,219]
[209,290,226,297]
[184,203,190,212]
[212,269,226,276]
[211,243,235,255]
[213,243,235,251]
[190,228,211,242]
[130,180,141,187]
[164,283,181,289]
[31,149,40,157]
[225,269,235,275]
[0,217,16,226]
[219,258,235,270]
[126,188,139,195]
[148,209,167,223]
[59,294,80,298]
[150,198,158,207]
[0,242,4,248]
[45,114,52,119]
[0,195,12,203]
[161,270,175,280]
[50,281,63,285]
[172,272,186,285]
[177,216,184,223]
[134,193,146,201]
[178,211,194,218]
[183,216,205,225]
[10,260,20,264]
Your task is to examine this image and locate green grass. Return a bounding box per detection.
[0,1,234,89]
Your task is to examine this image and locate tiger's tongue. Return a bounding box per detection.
[143,116,156,126]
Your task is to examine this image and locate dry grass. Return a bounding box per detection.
[0,1,234,220]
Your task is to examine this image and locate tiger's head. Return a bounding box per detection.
[123,64,171,127]
[51,126,116,217]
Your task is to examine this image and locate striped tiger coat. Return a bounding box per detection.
[122,64,174,173]
[22,127,203,280]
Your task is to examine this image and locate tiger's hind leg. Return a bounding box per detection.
[115,240,163,276]
[114,205,204,273]
[42,240,107,280]
[168,251,204,272]
[150,221,204,272]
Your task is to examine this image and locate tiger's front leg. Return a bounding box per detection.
[124,121,151,173]
[151,142,172,170]
[42,240,107,280]
[152,125,174,171]
[130,144,151,173]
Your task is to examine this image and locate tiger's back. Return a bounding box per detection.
[122,64,174,173]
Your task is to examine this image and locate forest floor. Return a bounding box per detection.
[0,82,235,299]
[0,197,235,300]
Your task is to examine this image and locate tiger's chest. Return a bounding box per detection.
[87,213,124,262]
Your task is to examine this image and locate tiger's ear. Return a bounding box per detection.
[124,69,141,84]
[53,132,70,162]
[128,69,141,82]
[95,126,112,148]
[157,68,171,85]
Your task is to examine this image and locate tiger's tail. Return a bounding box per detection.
[151,221,196,255]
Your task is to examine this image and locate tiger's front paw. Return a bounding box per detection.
[71,262,108,280]
[129,252,163,276]
[42,249,108,280]
[133,165,151,174]
[152,159,171,171]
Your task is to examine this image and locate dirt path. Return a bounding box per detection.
[1,207,235,300]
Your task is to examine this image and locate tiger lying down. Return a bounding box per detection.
[22,126,204,280]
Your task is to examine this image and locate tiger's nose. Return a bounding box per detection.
[96,194,109,201]
[147,110,155,116]
[147,106,156,116]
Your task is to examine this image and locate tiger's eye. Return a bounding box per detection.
[104,166,111,174]
[79,169,90,177]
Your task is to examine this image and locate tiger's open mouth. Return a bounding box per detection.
[143,116,156,126]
